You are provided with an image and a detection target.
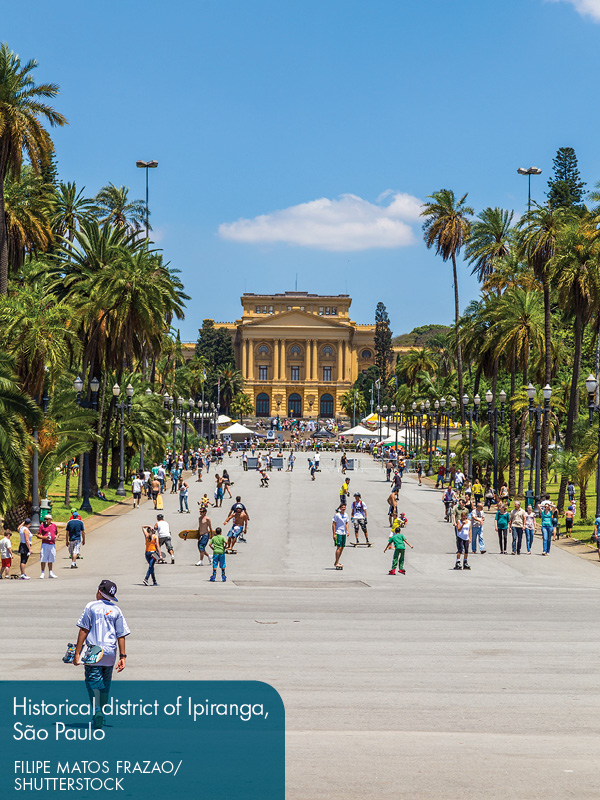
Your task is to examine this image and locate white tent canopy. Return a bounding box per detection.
[343,424,380,439]
[217,414,232,424]
[221,422,254,439]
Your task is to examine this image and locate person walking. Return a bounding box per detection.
[509,501,526,555]
[565,505,574,538]
[435,464,446,489]
[340,477,350,507]
[131,473,143,508]
[73,579,129,729]
[37,514,58,579]
[65,511,86,568]
[385,526,413,575]
[0,527,12,578]
[151,477,160,509]
[471,502,486,554]
[416,461,422,486]
[454,511,471,570]
[17,518,32,579]
[540,501,555,555]
[214,474,224,508]
[593,514,600,561]
[495,502,510,554]
[484,485,495,511]
[387,489,398,527]
[178,477,190,514]
[524,505,536,553]
[332,503,349,569]
[472,479,484,507]
[142,525,160,585]
[193,506,213,566]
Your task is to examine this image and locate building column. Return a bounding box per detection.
[344,340,350,381]
[242,338,248,379]
[311,340,317,381]
[274,338,279,381]
[248,340,254,380]
[280,339,287,382]
[305,339,311,381]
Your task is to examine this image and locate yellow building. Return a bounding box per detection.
[218,292,377,418]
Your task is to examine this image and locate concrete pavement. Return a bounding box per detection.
[2,455,600,798]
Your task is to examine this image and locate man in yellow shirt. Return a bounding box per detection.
[472,480,484,506]
[340,478,350,506]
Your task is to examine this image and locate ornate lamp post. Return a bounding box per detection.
[203,400,209,440]
[30,387,51,535]
[527,382,552,511]
[74,375,100,513]
[113,382,133,496]
[486,389,505,493]
[462,393,480,482]
[425,399,435,476]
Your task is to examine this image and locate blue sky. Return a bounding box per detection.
[5,0,600,340]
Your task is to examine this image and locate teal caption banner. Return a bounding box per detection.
[1,681,284,798]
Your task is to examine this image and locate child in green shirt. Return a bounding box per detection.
[385,530,413,575]
[209,526,227,582]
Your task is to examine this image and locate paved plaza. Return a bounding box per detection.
[2,456,600,799]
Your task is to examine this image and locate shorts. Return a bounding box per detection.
[159,536,173,552]
[216,488,223,500]
[455,536,469,554]
[565,518,573,530]
[212,553,226,570]
[198,533,209,552]
[40,543,56,563]
[68,540,81,556]
[133,491,141,500]
[388,506,396,516]
[335,534,347,548]
[18,543,30,564]
[228,525,243,540]
[152,491,159,501]
[353,518,367,533]
[1,557,11,569]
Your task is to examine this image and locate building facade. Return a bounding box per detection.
[219,292,376,418]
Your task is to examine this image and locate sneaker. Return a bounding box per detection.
[71,563,77,569]
[195,560,203,566]
[39,573,45,579]
[153,582,159,586]
[210,575,216,582]
[388,569,396,575]
[49,572,57,579]
[143,578,149,586]
[92,712,104,730]
[171,557,175,564]
[481,550,486,554]
[222,574,227,582]
[398,569,406,575]
[463,562,471,570]
[20,575,30,580]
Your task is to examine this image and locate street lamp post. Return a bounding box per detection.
[136,159,158,243]
[139,387,152,472]
[585,374,600,518]
[30,388,51,535]
[75,375,101,513]
[486,390,506,493]
[203,400,209,440]
[113,383,133,497]
[517,166,542,214]
[184,398,195,451]
[425,399,435,476]
[527,383,552,511]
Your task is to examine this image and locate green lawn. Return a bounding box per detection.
[45,470,129,523]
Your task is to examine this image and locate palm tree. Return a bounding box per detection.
[95,183,146,233]
[340,390,367,423]
[551,216,600,508]
[50,181,97,241]
[230,392,254,425]
[465,207,513,284]
[397,349,437,388]
[218,367,243,413]
[421,189,473,426]
[0,43,66,294]
[3,168,53,270]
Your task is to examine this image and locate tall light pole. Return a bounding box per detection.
[517,166,542,214]
[75,375,100,513]
[30,387,50,535]
[113,382,133,496]
[527,382,552,511]
[136,160,158,242]
[486,389,506,493]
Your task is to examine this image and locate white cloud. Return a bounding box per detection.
[548,0,600,21]
[218,191,422,252]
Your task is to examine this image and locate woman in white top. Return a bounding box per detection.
[524,505,536,554]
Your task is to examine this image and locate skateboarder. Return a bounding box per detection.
[73,579,130,728]
[385,526,413,575]
[455,511,471,570]
[387,489,398,527]
[209,527,227,582]
[223,503,249,553]
[350,492,369,545]
[332,503,349,569]
[154,514,175,564]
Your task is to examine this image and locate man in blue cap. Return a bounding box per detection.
[66,511,86,568]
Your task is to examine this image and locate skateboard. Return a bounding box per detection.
[178,529,200,540]
[226,549,237,554]
[335,565,343,570]
[62,643,103,665]
[351,542,372,547]
[156,494,164,510]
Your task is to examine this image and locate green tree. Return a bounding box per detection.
[218,366,243,412]
[3,168,53,270]
[465,207,513,284]
[0,43,66,294]
[50,181,97,241]
[374,302,393,386]
[547,147,586,210]
[95,183,146,233]
[397,349,437,388]
[230,392,253,424]
[421,189,473,425]
[340,389,367,423]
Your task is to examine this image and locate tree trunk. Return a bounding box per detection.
[517,410,528,499]
[508,348,517,497]
[558,312,583,511]
[101,396,116,488]
[0,149,9,296]
[77,453,83,499]
[109,444,120,488]
[580,477,588,521]
[92,371,108,494]
[64,461,72,506]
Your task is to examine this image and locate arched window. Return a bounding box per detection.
[361,349,372,359]
[320,393,334,417]
[256,393,270,417]
[258,344,270,356]
[288,393,302,417]
[322,345,334,356]
[290,345,302,358]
